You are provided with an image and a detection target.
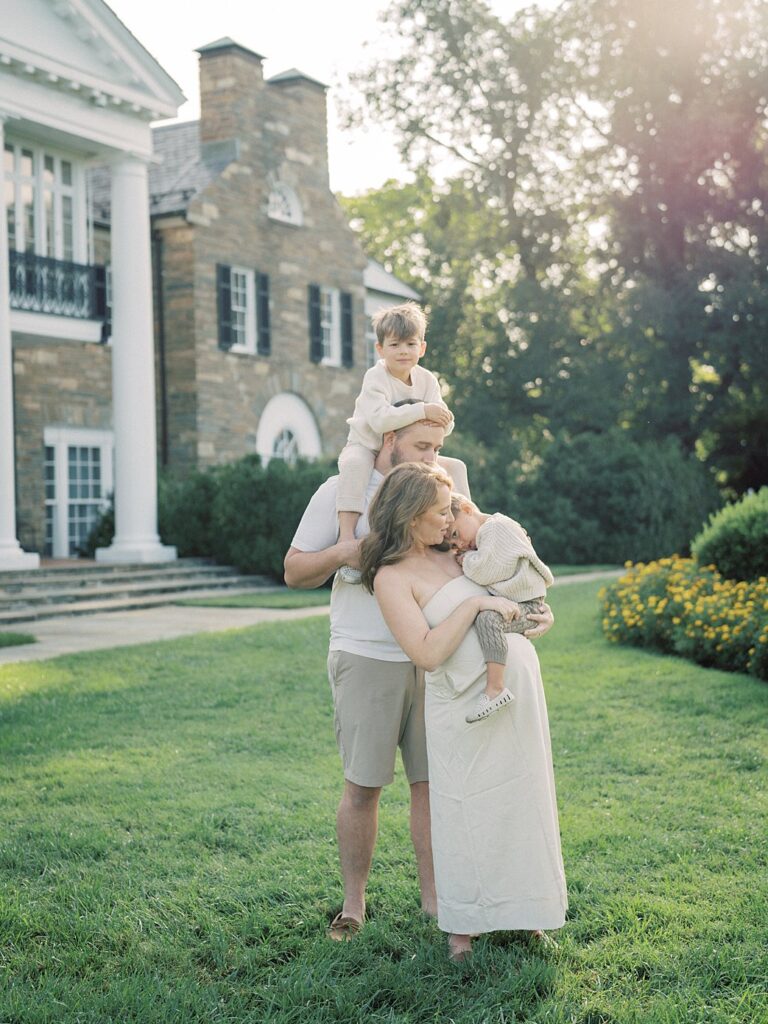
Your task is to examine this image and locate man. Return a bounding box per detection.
[284,419,552,940]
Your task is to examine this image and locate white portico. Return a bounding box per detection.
[0,0,184,567]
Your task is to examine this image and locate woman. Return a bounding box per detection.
[359,462,567,962]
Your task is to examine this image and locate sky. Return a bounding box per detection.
[105,0,524,196]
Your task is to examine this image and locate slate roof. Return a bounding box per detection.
[90,120,235,222]
[364,259,420,300]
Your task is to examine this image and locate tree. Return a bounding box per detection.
[344,0,768,491]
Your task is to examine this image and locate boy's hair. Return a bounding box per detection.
[450,492,477,517]
[371,302,428,345]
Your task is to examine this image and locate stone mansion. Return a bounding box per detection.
[1,3,417,567]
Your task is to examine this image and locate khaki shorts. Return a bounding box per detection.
[327,650,429,788]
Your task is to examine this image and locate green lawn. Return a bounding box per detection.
[176,588,331,609]
[1,581,766,1023]
[0,631,36,648]
[176,567,619,610]
[550,564,621,577]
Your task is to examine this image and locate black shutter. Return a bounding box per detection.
[256,271,271,355]
[308,283,322,363]
[340,291,353,368]
[216,263,234,350]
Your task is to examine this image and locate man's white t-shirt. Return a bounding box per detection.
[290,470,409,662]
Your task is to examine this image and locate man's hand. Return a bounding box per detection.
[284,538,362,589]
[424,403,453,428]
[524,602,554,639]
[338,539,362,569]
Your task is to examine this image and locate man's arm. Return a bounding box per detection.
[284,540,360,590]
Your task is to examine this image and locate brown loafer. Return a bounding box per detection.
[327,912,363,942]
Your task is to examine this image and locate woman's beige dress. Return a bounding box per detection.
[423,575,567,935]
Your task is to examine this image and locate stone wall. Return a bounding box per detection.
[13,339,112,552]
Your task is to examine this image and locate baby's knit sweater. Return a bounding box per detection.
[461,513,554,603]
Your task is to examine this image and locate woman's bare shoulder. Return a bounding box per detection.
[375,561,416,588]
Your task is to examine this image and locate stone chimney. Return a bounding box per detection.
[266,70,330,189]
[196,37,265,149]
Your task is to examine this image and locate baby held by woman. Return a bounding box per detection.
[448,494,554,723]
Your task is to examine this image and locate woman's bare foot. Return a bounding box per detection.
[530,929,559,950]
[448,933,473,962]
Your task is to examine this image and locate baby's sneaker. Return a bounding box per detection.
[339,565,363,585]
[465,687,514,723]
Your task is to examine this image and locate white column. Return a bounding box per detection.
[96,155,175,564]
[0,115,39,570]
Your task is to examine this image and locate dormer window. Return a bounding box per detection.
[267,182,303,226]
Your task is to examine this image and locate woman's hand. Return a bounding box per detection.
[477,596,521,621]
[524,602,554,639]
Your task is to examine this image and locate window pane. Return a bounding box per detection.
[20,149,33,177]
[5,181,15,250]
[44,188,54,257]
[22,183,34,252]
[3,142,14,173]
[43,154,55,184]
[62,196,73,260]
[61,160,72,186]
[44,505,54,558]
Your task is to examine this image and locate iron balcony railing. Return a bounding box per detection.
[8,250,109,335]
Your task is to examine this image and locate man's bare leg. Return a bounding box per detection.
[337,780,381,923]
[409,781,437,916]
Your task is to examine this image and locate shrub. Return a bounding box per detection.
[159,469,220,558]
[79,457,336,578]
[211,455,336,578]
[513,431,722,565]
[691,487,768,581]
[599,557,768,681]
[79,495,114,558]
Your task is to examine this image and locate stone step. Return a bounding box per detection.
[0,564,240,594]
[0,573,272,610]
[0,585,280,622]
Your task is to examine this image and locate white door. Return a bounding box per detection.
[43,428,114,557]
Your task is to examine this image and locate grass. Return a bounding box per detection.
[0,631,36,648]
[1,581,767,1023]
[550,564,621,577]
[175,568,620,610]
[175,588,332,609]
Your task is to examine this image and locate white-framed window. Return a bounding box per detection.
[4,139,85,262]
[267,182,303,226]
[229,266,257,352]
[43,427,114,558]
[320,286,341,366]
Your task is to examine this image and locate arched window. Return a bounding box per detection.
[267,182,303,226]
[256,392,321,465]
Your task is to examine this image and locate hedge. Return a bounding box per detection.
[691,487,768,581]
[446,429,722,565]
[82,456,337,579]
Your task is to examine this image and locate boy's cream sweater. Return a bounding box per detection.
[346,360,453,450]
[461,513,554,603]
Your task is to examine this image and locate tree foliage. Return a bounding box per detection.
[343,0,768,493]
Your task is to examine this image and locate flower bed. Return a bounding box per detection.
[599,557,768,681]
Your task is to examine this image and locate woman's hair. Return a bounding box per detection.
[359,462,453,593]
